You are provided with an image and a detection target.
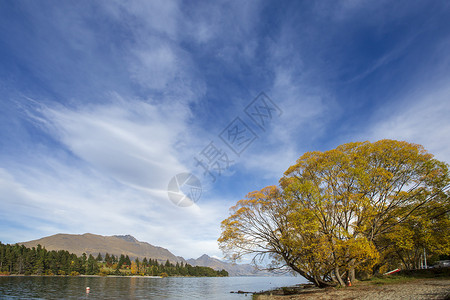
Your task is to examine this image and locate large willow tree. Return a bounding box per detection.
[219,140,449,287]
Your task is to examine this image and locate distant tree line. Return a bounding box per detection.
[0,243,228,277]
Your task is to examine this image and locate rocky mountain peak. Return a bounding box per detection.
[114,235,138,243]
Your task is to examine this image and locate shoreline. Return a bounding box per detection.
[253,278,450,299]
[0,274,231,278]
[0,274,161,278]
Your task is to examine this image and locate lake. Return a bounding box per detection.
[0,276,307,299]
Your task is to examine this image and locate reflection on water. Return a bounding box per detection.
[0,276,306,299]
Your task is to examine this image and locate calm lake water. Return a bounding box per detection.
[0,276,307,299]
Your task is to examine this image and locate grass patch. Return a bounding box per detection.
[368,275,414,285]
[364,267,450,286]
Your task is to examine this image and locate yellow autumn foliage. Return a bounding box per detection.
[219,140,449,287]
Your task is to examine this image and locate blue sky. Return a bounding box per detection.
[1,1,449,260]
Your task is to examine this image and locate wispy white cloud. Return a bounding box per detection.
[10,82,242,258]
[105,0,180,39]
[233,24,340,180]
[181,1,260,45]
[129,43,178,90]
[365,83,450,164]
[31,96,189,192]
[0,152,232,259]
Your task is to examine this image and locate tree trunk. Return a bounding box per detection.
[372,263,381,276]
[335,266,345,286]
[348,258,356,282]
[287,261,337,288]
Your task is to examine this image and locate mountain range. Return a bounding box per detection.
[187,254,269,276]
[19,233,268,276]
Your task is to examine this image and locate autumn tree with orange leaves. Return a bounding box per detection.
[218,140,449,287]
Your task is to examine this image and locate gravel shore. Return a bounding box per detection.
[254,278,450,300]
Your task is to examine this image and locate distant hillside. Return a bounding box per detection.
[20,233,273,276]
[20,233,184,264]
[187,254,271,276]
